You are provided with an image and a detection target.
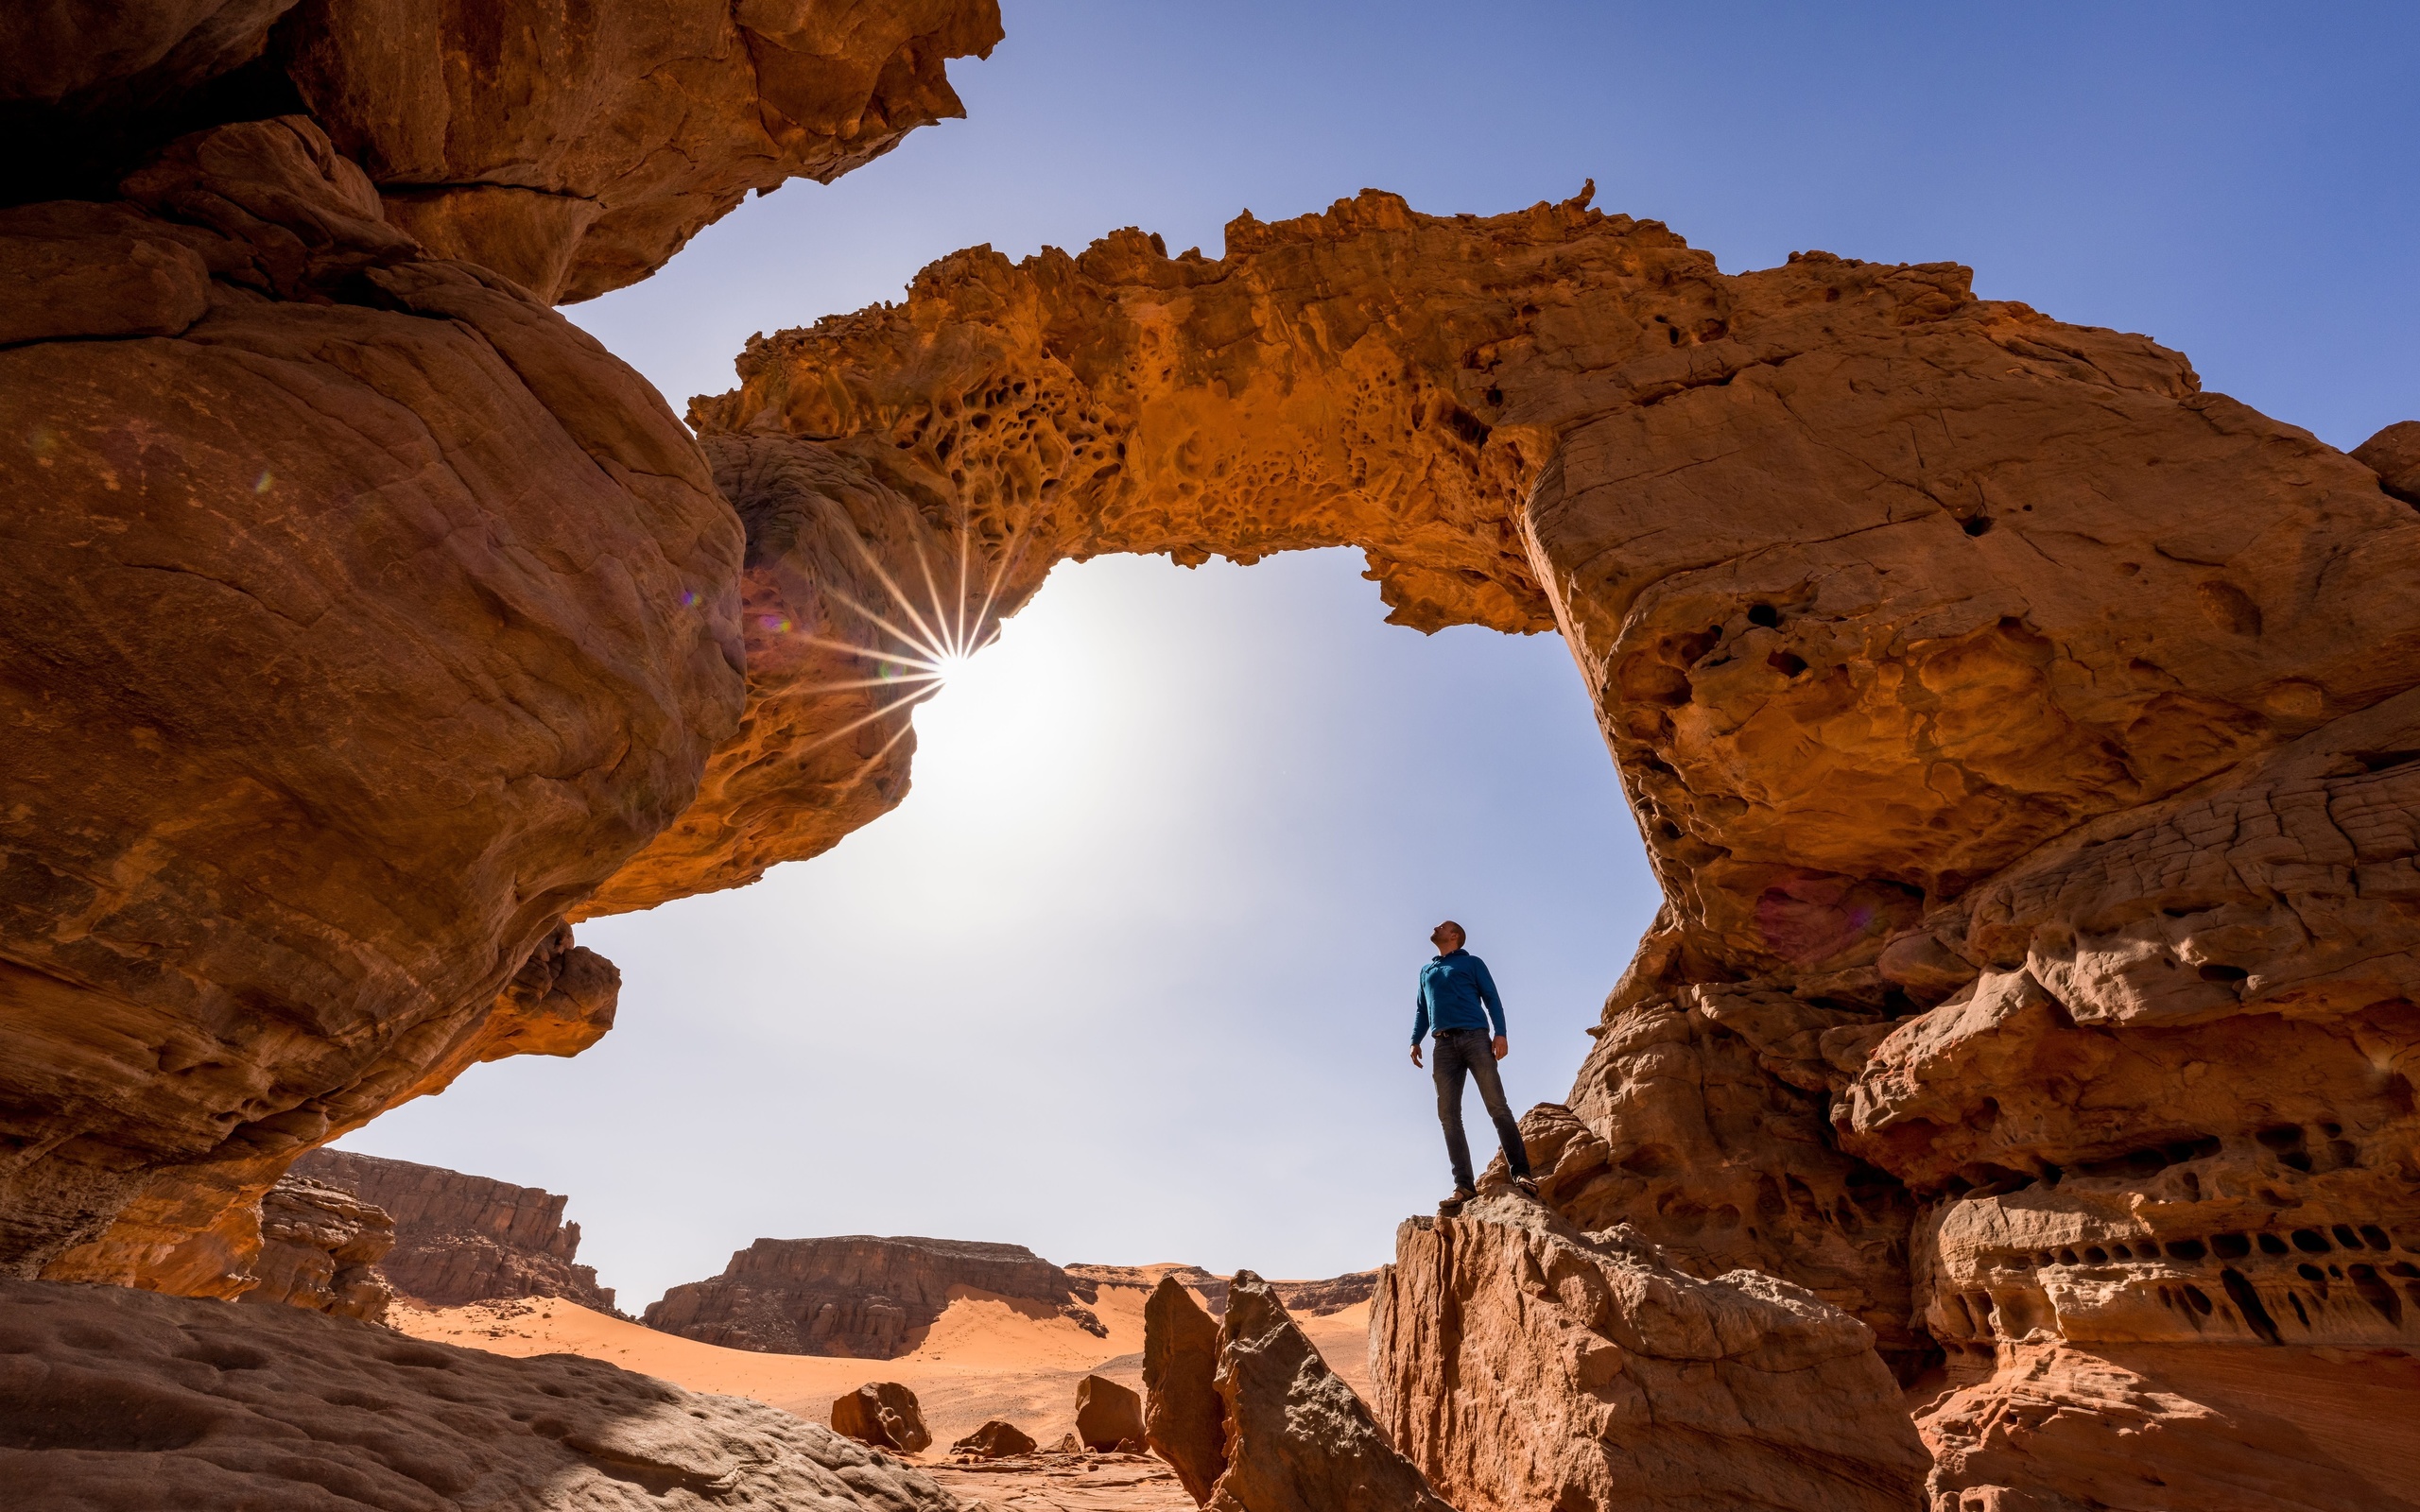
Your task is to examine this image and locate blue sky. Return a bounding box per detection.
[338,2,2418,1308]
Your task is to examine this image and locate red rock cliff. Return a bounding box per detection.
[295,1149,614,1312]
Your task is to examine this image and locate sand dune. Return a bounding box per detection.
[397,1277,1374,1452]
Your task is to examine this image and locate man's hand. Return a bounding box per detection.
[1409,1043,1424,1069]
[1493,1035,1509,1060]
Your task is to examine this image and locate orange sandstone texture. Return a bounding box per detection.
[1372,1197,1927,1512]
[675,190,2420,1507]
[0,0,990,1300]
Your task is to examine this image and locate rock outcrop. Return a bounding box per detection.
[1372,1196,1927,1512]
[1143,1277,1227,1503]
[295,1149,614,1312]
[685,191,2420,1500]
[832,1380,933,1454]
[0,1277,967,1511]
[1202,1271,1458,1512]
[646,1235,1105,1356]
[237,1173,394,1322]
[0,0,991,1298]
[0,114,706,1296]
[1076,1372,1145,1452]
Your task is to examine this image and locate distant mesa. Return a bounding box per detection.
[643,1234,1380,1358]
[293,1150,616,1314]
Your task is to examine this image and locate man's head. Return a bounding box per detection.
[1430,920,1465,954]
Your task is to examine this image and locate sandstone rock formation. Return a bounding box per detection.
[238,1172,394,1322]
[296,1148,615,1312]
[833,1380,934,1454]
[0,0,992,1301]
[2356,420,2420,506]
[1373,1196,1927,1512]
[1076,1372,1145,1452]
[0,1277,966,1511]
[952,1418,1038,1459]
[1204,1271,1457,1512]
[0,113,706,1297]
[2,0,1003,301]
[1143,1277,1227,1503]
[647,1235,1106,1356]
[678,189,2420,1503]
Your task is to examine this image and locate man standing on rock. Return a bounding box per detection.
[1410,920,1537,1215]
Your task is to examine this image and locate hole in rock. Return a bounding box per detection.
[1767,650,1808,677]
[2258,1233,2291,1256]
[2222,1269,2283,1345]
[2333,1224,2364,1250]
[2350,1265,2405,1324]
[2256,1124,2306,1152]
[2165,1239,2207,1262]
[1746,603,1781,628]
[2361,1225,2393,1250]
[1962,515,1994,537]
[2212,1232,2251,1259]
[2292,1229,2332,1253]
[2197,963,2250,983]
[2084,1246,2108,1264]
[2182,1284,2214,1315]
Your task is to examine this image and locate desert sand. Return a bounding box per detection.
[397,1276,1375,1453]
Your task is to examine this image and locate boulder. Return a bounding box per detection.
[950,1419,1037,1459]
[1075,1371,1145,1452]
[1373,1197,1926,1512]
[1211,1271,1457,1512]
[295,1149,614,1312]
[2355,419,2420,505]
[831,1381,932,1454]
[0,1277,963,1510]
[1144,1275,1228,1503]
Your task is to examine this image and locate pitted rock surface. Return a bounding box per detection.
[0,1277,966,1512]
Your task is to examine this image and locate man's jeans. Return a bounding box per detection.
[1431,1027,1531,1193]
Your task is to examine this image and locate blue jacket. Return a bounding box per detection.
[1411,950,1506,1043]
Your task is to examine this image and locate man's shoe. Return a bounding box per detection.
[1511,1175,1541,1198]
[1437,1187,1478,1217]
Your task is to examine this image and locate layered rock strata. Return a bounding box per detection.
[0,1277,966,1511]
[238,1173,394,1322]
[1372,1196,1927,1512]
[646,1235,1105,1356]
[295,1148,614,1312]
[685,189,2420,1499]
[0,0,992,1297]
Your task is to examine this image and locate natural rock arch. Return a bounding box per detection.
[5,6,2419,1496]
